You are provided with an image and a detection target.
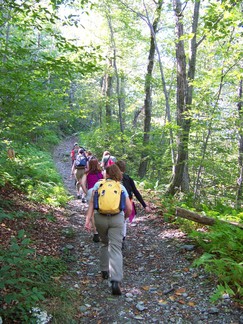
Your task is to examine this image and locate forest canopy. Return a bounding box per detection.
[0,0,243,208]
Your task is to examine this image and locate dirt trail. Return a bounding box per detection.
[53,136,242,324]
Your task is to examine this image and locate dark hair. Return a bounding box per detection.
[106,164,122,182]
[87,159,101,173]
[78,148,84,154]
[116,160,126,173]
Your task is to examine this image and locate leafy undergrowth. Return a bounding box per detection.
[0,185,80,323]
[190,223,243,303]
[0,144,69,207]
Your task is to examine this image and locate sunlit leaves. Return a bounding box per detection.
[202,0,242,40]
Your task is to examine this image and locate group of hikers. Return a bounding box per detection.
[70,142,151,296]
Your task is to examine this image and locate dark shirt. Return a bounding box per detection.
[122,173,146,208]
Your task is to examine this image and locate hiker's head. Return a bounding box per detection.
[79,148,84,154]
[88,159,101,173]
[74,143,79,148]
[103,150,110,156]
[116,160,126,173]
[106,164,122,182]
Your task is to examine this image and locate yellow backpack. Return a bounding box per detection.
[94,179,125,214]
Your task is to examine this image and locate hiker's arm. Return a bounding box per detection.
[124,196,132,219]
[129,177,147,208]
[85,193,94,232]
[80,174,87,194]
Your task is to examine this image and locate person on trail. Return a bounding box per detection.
[70,143,79,166]
[71,148,87,201]
[80,158,103,243]
[85,150,96,170]
[101,151,116,174]
[116,160,151,249]
[84,164,132,296]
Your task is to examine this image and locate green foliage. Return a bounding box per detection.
[203,0,241,40]
[0,143,69,206]
[0,208,14,221]
[191,223,243,301]
[0,0,100,149]
[82,124,172,184]
[161,195,177,222]
[0,230,67,322]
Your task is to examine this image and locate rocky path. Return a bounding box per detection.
[53,136,242,324]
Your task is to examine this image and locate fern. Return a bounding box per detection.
[191,222,243,301]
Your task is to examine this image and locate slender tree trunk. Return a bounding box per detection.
[133,106,144,128]
[120,74,126,127]
[166,0,201,195]
[107,15,125,134]
[236,79,243,208]
[1,4,11,64]
[194,71,224,199]
[144,4,175,166]
[69,81,76,110]
[193,28,236,199]
[103,59,113,123]
[138,0,163,178]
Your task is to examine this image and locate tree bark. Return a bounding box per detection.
[133,106,144,128]
[236,79,243,209]
[166,0,201,195]
[144,3,175,166]
[103,59,113,123]
[107,14,125,135]
[138,0,163,178]
[176,207,243,228]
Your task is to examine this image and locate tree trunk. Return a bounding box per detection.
[133,106,144,128]
[176,207,243,228]
[107,14,125,135]
[138,0,163,178]
[236,79,243,209]
[166,0,201,195]
[103,59,113,123]
[193,73,223,199]
[145,3,175,166]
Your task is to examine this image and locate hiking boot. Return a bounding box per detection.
[101,271,109,279]
[93,233,100,243]
[82,198,87,203]
[111,281,121,295]
[77,194,81,199]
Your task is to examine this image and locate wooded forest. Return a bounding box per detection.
[0,0,242,322]
[1,0,243,205]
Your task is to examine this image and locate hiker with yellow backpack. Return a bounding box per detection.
[84,164,132,296]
